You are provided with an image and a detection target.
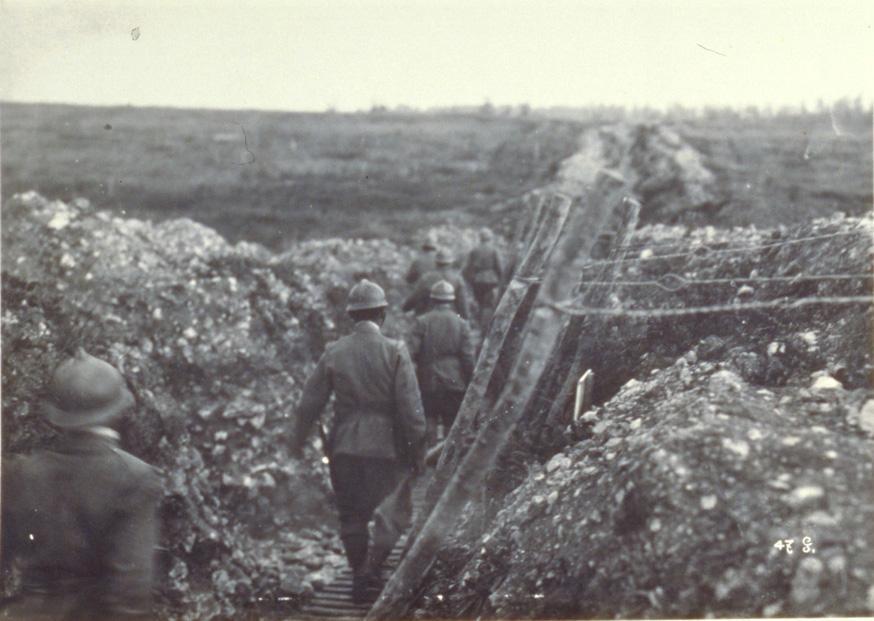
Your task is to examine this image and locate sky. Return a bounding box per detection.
[1,0,872,112]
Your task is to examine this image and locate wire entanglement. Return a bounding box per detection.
[548,294,873,318]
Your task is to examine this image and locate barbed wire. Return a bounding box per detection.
[581,227,871,268]
[611,219,872,253]
[578,272,873,292]
[547,294,873,318]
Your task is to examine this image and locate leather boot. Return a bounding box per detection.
[352,565,370,604]
[365,544,391,584]
[342,534,370,602]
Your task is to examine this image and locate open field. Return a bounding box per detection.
[1,103,583,249]
[3,104,871,253]
[671,112,872,228]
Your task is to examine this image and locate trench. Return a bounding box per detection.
[3,115,872,620]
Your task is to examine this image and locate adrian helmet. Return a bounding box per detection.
[430,279,456,302]
[346,279,388,312]
[435,248,454,266]
[40,348,135,428]
[422,232,438,251]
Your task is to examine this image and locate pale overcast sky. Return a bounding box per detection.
[1,0,871,112]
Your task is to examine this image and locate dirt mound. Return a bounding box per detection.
[554,124,720,224]
[1,192,344,617]
[1,191,499,618]
[428,362,873,619]
[415,213,874,618]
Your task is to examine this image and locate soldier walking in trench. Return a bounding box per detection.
[1,349,162,620]
[409,280,476,446]
[402,248,471,320]
[404,232,438,285]
[289,279,427,602]
[463,228,504,330]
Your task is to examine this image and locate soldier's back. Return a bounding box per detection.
[2,434,161,619]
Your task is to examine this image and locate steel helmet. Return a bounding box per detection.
[430,280,456,301]
[346,279,388,312]
[422,232,438,251]
[435,248,454,266]
[40,348,135,428]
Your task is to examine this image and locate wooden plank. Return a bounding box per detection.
[426,192,574,516]
[302,604,368,616]
[538,193,639,439]
[367,192,579,620]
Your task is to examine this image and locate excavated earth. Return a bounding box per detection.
[2,119,872,620]
[417,213,874,619]
[410,123,874,618]
[0,191,496,619]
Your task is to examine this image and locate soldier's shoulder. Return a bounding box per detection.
[321,336,346,357]
[109,447,163,491]
[2,450,52,481]
[384,335,411,354]
[1,453,30,483]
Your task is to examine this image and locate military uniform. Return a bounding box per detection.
[463,240,504,327]
[1,349,161,620]
[402,268,470,319]
[1,431,162,620]
[404,249,436,285]
[291,320,427,577]
[410,305,475,443]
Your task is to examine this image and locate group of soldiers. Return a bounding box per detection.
[0,228,505,617]
[291,228,505,601]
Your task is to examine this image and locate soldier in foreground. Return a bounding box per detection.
[402,248,470,320]
[463,228,505,330]
[410,280,476,445]
[404,232,438,285]
[1,349,162,620]
[290,279,427,602]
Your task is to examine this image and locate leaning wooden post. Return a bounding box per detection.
[427,192,571,508]
[366,192,585,620]
[538,192,640,439]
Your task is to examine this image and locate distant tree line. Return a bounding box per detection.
[349,97,872,126]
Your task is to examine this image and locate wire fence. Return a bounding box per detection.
[507,207,873,320]
[548,294,873,318]
[611,220,872,254]
[581,227,872,268]
[578,272,873,292]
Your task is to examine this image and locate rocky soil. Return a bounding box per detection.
[3,119,871,619]
[0,191,498,618]
[414,212,874,618]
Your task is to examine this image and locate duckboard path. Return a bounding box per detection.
[298,474,429,619]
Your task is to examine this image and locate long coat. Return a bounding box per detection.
[402,268,470,319]
[409,306,476,395]
[404,250,436,285]
[292,321,427,466]
[1,432,162,620]
[463,243,504,286]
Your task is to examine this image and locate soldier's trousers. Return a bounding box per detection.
[329,454,403,570]
[472,283,498,329]
[422,390,465,428]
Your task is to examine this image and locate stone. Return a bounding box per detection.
[698,335,727,361]
[859,400,874,434]
[784,485,825,510]
[546,453,572,473]
[790,557,824,607]
[709,369,745,393]
[810,375,842,391]
[721,437,750,459]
